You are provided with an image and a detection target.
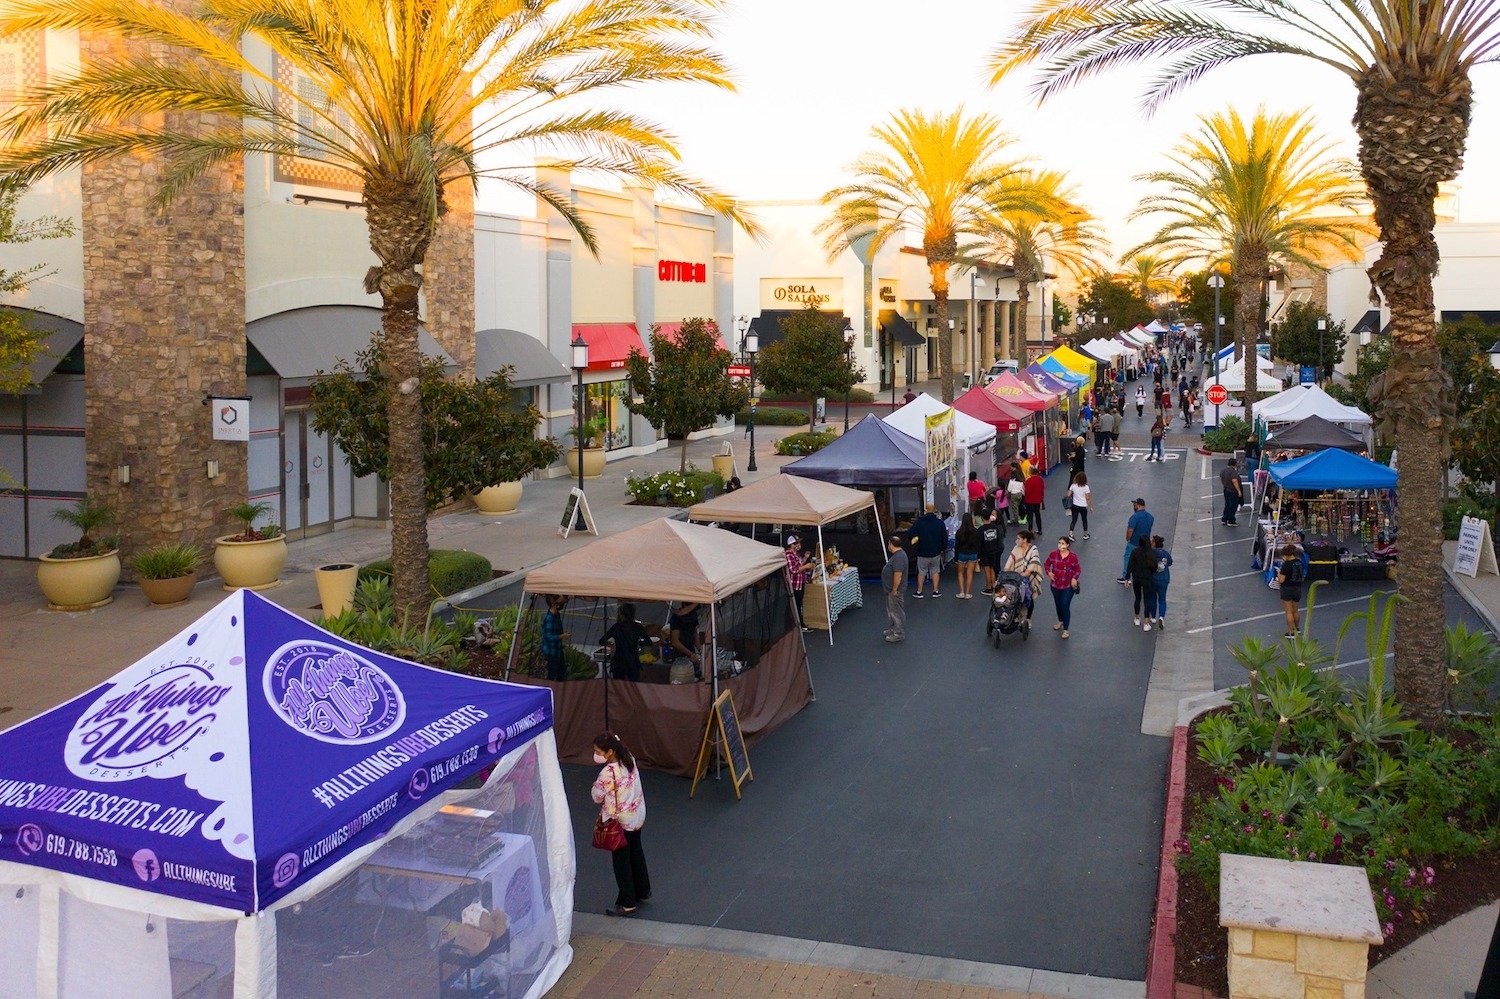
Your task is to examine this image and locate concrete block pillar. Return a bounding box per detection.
[1220,854,1384,999]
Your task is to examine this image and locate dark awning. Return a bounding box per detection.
[1350,310,1382,336]
[247,305,454,379]
[878,310,925,347]
[748,310,850,348]
[474,328,570,387]
[1,308,83,393]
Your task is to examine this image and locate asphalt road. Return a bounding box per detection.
[561,424,1185,980]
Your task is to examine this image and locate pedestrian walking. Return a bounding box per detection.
[979,508,1006,595]
[1150,535,1173,629]
[784,535,814,631]
[590,731,649,917]
[1003,530,1044,624]
[1066,472,1093,540]
[1022,465,1046,532]
[953,512,981,599]
[909,503,947,598]
[1135,386,1146,418]
[1004,470,1026,525]
[1275,544,1305,638]
[966,470,987,507]
[882,534,908,643]
[1044,536,1082,639]
[1148,413,1166,461]
[1118,497,1155,584]
[1092,411,1106,456]
[1179,386,1192,427]
[1219,458,1244,526]
[1106,409,1121,455]
[1128,535,1158,631]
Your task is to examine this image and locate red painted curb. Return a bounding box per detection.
[1147,724,1190,999]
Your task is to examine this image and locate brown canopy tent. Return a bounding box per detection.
[514,519,812,776]
[688,474,880,645]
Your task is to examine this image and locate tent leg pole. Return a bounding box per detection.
[711,604,721,779]
[504,594,525,681]
[818,523,833,645]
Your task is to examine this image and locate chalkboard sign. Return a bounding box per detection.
[557,488,596,539]
[690,690,753,799]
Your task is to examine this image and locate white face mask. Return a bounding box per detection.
[593,752,607,765]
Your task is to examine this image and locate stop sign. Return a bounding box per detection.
[1205,384,1229,406]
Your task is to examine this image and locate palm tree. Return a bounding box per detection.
[1127,107,1370,422]
[819,108,1027,402]
[0,0,756,623]
[978,169,1104,360]
[991,0,1500,726]
[1123,253,1176,306]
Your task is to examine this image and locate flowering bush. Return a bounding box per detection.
[625,467,723,506]
[1179,590,1500,941]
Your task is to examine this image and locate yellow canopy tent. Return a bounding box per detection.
[1040,344,1099,390]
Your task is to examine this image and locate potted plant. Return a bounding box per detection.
[129,542,204,606]
[565,413,609,479]
[36,498,121,611]
[472,433,562,516]
[213,501,287,591]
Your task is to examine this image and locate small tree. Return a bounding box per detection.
[1271,301,1347,379]
[309,337,560,511]
[1052,297,1072,335]
[1452,351,1500,516]
[623,318,748,472]
[0,184,74,395]
[1076,273,1154,334]
[757,309,864,424]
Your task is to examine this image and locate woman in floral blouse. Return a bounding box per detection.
[591,731,650,916]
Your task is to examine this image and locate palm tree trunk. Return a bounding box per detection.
[365,176,438,627]
[1014,261,1033,366]
[1354,68,1472,727]
[930,261,954,402]
[1234,247,1266,426]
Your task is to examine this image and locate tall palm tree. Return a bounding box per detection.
[1127,107,1370,421]
[978,169,1104,360]
[0,0,755,623]
[1123,253,1176,306]
[991,0,1500,726]
[819,108,1027,402]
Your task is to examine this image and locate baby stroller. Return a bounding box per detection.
[986,571,1031,645]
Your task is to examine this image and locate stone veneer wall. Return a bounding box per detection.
[79,32,246,556]
[424,178,476,377]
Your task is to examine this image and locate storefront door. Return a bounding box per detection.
[281,408,335,540]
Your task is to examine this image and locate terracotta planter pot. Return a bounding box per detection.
[475,481,523,515]
[566,447,606,479]
[214,534,288,591]
[36,549,121,611]
[139,571,198,607]
[315,562,359,617]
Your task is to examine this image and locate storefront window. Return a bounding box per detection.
[585,380,633,451]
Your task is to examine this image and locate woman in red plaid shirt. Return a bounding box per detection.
[1043,536,1083,639]
[785,536,814,632]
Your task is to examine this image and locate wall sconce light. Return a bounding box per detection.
[117,464,130,485]
[206,459,219,480]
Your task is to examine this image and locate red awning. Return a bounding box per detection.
[573,323,646,371]
[652,321,727,351]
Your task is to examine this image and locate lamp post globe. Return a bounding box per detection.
[744,329,759,472]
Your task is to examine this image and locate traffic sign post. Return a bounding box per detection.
[1205,383,1228,429]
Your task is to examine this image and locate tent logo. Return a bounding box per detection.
[132,849,161,882]
[264,641,405,745]
[64,662,232,782]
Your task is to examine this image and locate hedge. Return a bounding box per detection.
[734,405,809,426]
[359,548,493,597]
[775,430,839,456]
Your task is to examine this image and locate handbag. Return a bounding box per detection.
[591,769,628,851]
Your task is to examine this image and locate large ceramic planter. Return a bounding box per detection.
[139,572,198,607]
[315,562,359,617]
[711,454,735,480]
[36,549,121,611]
[475,481,523,515]
[566,446,606,479]
[214,534,288,591]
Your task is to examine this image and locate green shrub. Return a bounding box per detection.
[734,405,809,426]
[320,577,471,673]
[775,430,838,456]
[128,542,204,580]
[625,467,723,506]
[1202,415,1251,454]
[359,549,492,597]
[1442,489,1498,540]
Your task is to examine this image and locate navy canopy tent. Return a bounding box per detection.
[783,414,926,486]
[1268,448,1397,490]
[1264,415,1367,452]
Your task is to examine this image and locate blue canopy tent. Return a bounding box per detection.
[0,589,575,999]
[1259,449,1397,584]
[1268,448,1396,490]
[1038,356,1088,388]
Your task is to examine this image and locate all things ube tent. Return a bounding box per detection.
[514,518,811,777]
[0,589,574,999]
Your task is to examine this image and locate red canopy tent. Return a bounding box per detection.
[954,386,1030,433]
[986,371,1055,411]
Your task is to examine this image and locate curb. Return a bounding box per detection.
[1444,562,1500,639]
[1146,723,1189,999]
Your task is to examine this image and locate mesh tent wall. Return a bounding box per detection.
[0,590,575,999]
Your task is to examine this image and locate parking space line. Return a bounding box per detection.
[1193,537,1255,549]
[1190,570,1261,586]
[1187,592,1394,634]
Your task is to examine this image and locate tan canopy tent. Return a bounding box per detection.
[688,475,880,645]
[516,518,813,775]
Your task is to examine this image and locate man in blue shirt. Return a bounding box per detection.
[1118,498,1156,584]
[909,503,948,597]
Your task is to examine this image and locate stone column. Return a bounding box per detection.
[424,176,476,377]
[983,300,996,367]
[80,31,245,554]
[998,302,1011,361]
[1220,854,1384,999]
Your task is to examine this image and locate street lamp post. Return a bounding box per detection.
[744,329,759,472]
[1317,316,1328,383]
[1208,273,1225,426]
[969,271,986,387]
[843,317,855,432]
[570,332,589,495]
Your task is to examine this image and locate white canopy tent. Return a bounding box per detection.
[1144,319,1170,333]
[1255,383,1373,429]
[1084,338,1128,358]
[1122,329,1154,347]
[884,393,997,515]
[1205,355,1279,393]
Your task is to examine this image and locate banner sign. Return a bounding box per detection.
[0,590,553,912]
[1455,515,1499,578]
[211,397,250,443]
[924,408,956,479]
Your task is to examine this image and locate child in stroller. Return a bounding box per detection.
[987,570,1032,643]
